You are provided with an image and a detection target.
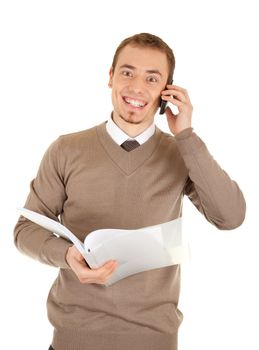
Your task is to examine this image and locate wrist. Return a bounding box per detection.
[174,127,193,139]
[65,246,73,267]
[174,126,191,136]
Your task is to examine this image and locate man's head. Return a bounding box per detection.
[111,33,175,85]
[108,33,175,135]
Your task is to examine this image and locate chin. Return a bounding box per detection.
[119,112,146,125]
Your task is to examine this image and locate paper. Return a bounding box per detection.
[17,207,190,286]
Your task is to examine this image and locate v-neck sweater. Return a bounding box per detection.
[14,121,246,350]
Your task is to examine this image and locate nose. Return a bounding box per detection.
[128,76,146,94]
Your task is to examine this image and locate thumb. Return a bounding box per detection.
[165,107,177,131]
[165,106,177,119]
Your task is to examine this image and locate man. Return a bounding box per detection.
[14,33,246,350]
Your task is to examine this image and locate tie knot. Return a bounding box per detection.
[121,139,140,152]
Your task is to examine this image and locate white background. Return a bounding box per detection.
[0,0,258,349]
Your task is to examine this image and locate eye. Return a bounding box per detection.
[147,76,158,83]
[121,70,133,77]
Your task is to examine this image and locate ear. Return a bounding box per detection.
[108,67,113,88]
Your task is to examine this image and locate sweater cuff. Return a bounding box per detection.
[175,128,206,156]
[174,127,193,140]
[40,236,73,269]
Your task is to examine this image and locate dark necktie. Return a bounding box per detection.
[121,139,140,152]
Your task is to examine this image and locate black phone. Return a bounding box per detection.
[159,79,173,114]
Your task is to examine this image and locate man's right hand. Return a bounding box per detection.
[66,245,118,285]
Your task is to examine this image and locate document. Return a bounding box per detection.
[17,207,189,286]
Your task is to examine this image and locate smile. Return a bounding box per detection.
[122,96,148,108]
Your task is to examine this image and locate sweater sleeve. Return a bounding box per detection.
[175,128,246,230]
[14,138,72,268]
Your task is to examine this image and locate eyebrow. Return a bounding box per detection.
[119,64,162,77]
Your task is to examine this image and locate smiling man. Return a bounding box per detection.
[109,45,169,132]
[14,33,246,350]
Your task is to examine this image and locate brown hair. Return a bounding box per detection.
[111,33,175,83]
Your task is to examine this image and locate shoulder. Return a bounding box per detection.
[52,122,105,153]
[154,127,187,168]
[59,124,99,145]
[42,123,105,164]
[156,127,178,150]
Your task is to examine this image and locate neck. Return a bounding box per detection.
[112,111,154,137]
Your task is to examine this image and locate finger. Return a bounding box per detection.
[165,106,177,119]
[161,95,183,107]
[167,84,187,92]
[165,108,177,132]
[162,90,187,103]
[92,260,117,279]
[90,261,118,284]
[100,260,118,271]
[102,264,118,281]
[100,260,118,275]
[78,260,117,284]
[165,85,191,102]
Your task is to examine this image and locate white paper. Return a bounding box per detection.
[17,207,85,256]
[17,207,189,286]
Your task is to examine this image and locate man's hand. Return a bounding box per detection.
[161,84,193,135]
[66,245,118,285]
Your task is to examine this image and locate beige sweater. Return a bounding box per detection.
[14,122,246,350]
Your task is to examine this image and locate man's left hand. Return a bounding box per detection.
[161,84,193,135]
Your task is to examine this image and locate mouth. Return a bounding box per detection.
[122,96,148,109]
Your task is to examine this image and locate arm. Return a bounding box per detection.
[163,84,246,229]
[14,138,71,268]
[175,128,246,229]
[14,137,118,283]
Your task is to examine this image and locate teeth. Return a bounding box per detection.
[124,97,146,107]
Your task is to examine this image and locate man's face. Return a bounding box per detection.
[109,45,169,127]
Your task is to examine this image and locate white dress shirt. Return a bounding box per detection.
[106,116,155,146]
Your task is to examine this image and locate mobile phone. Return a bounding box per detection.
[159,79,173,115]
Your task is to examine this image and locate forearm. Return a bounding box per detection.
[14,137,72,267]
[14,218,72,268]
[175,128,246,229]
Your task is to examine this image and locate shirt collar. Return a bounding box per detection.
[106,114,155,146]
